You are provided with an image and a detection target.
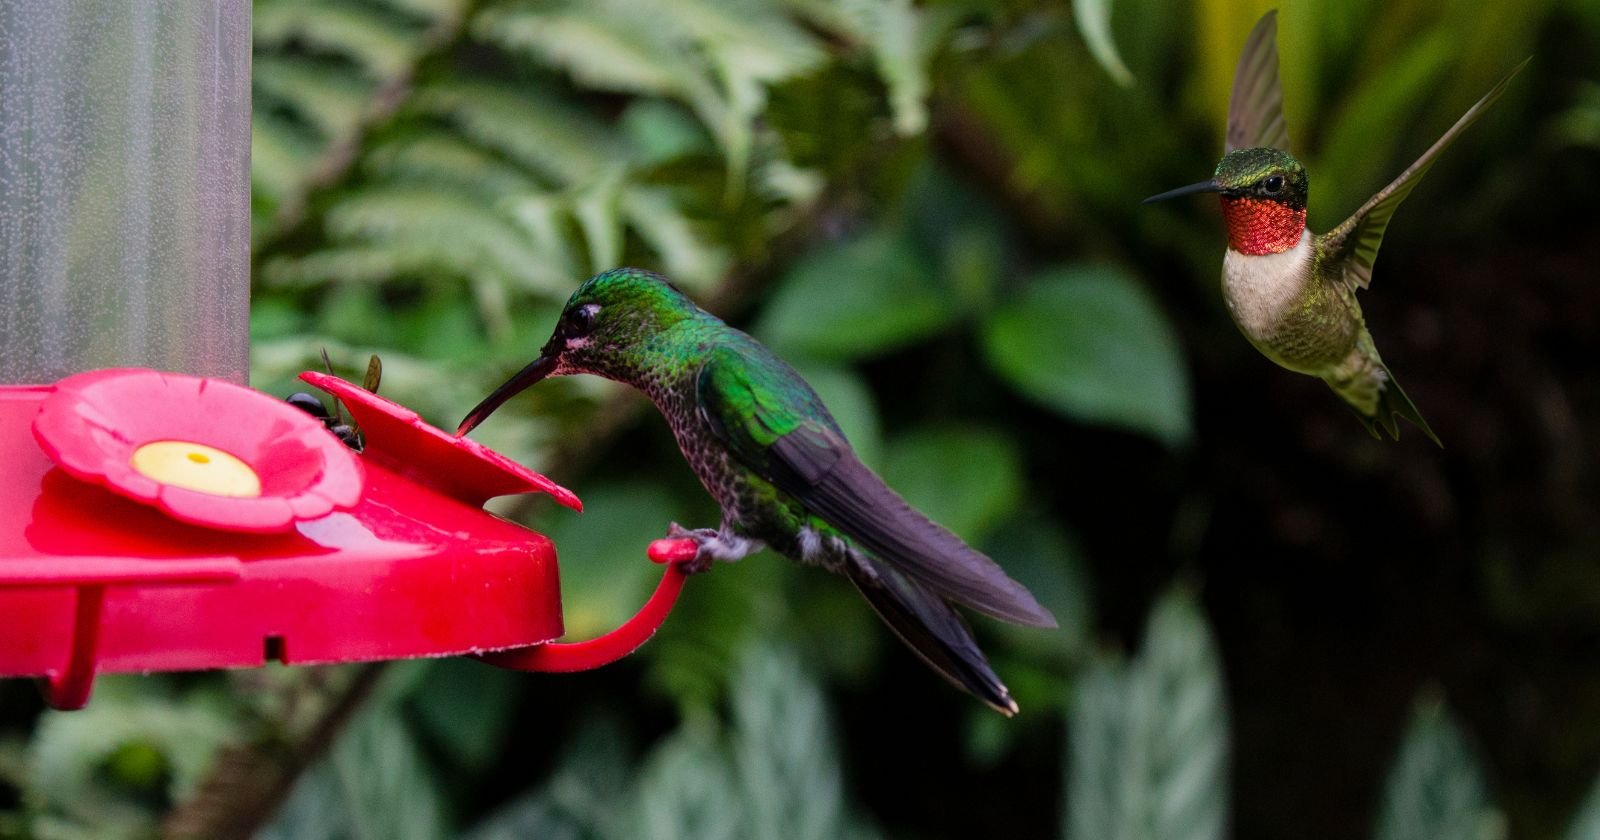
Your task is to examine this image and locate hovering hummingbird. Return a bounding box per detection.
[1145,10,1527,444]
[457,269,1056,714]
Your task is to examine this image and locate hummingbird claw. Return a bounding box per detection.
[664,522,717,574]
[663,522,761,573]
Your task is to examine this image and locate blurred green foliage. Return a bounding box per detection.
[2,0,1597,837]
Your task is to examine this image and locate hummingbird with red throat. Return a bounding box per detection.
[1145,10,1527,444]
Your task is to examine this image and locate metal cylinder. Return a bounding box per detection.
[0,2,250,384]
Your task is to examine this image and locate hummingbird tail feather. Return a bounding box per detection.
[1371,366,1441,446]
[846,557,1019,716]
[1327,354,1441,446]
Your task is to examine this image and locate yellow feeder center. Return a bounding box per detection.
[129,441,262,498]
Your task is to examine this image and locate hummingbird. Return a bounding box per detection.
[1144,10,1527,444]
[457,268,1056,714]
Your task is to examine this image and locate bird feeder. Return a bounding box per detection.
[0,3,692,710]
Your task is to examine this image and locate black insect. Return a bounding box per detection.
[285,352,382,451]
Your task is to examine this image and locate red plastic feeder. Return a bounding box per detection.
[0,368,695,709]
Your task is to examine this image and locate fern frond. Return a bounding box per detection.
[267,188,567,294]
[476,4,698,97]
[364,134,542,199]
[411,82,629,183]
[251,115,322,212]
[255,0,424,80]
[254,56,373,142]
[621,186,731,289]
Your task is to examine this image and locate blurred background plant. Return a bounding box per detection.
[2,0,1598,837]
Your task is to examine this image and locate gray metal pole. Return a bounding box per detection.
[0,2,250,384]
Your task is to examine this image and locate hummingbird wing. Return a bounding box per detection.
[695,344,1057,629]
[1322,58,1528,290]
[1226,10,1290,153]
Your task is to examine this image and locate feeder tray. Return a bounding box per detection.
[0,368,695,709]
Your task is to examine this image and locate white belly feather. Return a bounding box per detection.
[1221,229,1313,343]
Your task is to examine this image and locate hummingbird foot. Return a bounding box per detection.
[665,522,761,574]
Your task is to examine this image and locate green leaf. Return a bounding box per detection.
[621,100,713,163]
[1073,0,1135,87]
[25,678,230,839]
[981,264,1191,446]
[882,425,1024,545]
[731,644,845,840]
[477,4,696,99]
[756,229,955,360]
[330,706,450,840]
[255,1,420,81]
[462,716,630,840]
[254,56,372,142]
[904,163,1009,316]
[630,725,745,840]
[364,134,541,199]
[1374,698,1505,840]
[1065,656,1130,840]
[1315,31,1455,225]
[264,702,449,840]
[259,761,355,840]
[406,658,522,774]
[1064,587,1229,840]
[866,0,938,136]
[412,82,624,185]
[621,187,731,290]
[1564,766,1600,840]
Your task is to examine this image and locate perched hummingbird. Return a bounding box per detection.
[1145,10,1527,444]
[457,269,1056,714]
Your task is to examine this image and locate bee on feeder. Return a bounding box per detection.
[286,352,382,450]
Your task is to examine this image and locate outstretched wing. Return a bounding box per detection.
[1322,58,1529,290]
[696,343,1056,628]
[1226,10,1290,153]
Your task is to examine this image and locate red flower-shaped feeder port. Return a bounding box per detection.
[0,369,697,710]
[33,369,364,533]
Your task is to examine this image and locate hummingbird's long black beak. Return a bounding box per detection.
[455,353,558,437]
[1142,179,1222,204]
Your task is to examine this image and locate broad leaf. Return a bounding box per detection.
[731,644,845,840]
[264,702,449,840]
[756,229,955,360]
[406,658,523,774]
[1564,766,1600,840]
[982,264,1191,446]
[1374,698,1505,840]
[882,425,1025,545]
[630,726,745,840]
[1064,587,1229,840]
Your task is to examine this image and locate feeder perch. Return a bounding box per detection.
[0,368,697,710]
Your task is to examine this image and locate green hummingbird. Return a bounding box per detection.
[457,269,1056,714]
[1145,10,1527,444]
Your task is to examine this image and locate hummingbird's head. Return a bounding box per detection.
[456,268,703,436]
[1144,147,1309,255]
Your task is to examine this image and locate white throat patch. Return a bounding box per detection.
[1221,229,1314,341]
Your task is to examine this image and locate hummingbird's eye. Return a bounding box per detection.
[1263,175,1285,194]
[568,304,600,338]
